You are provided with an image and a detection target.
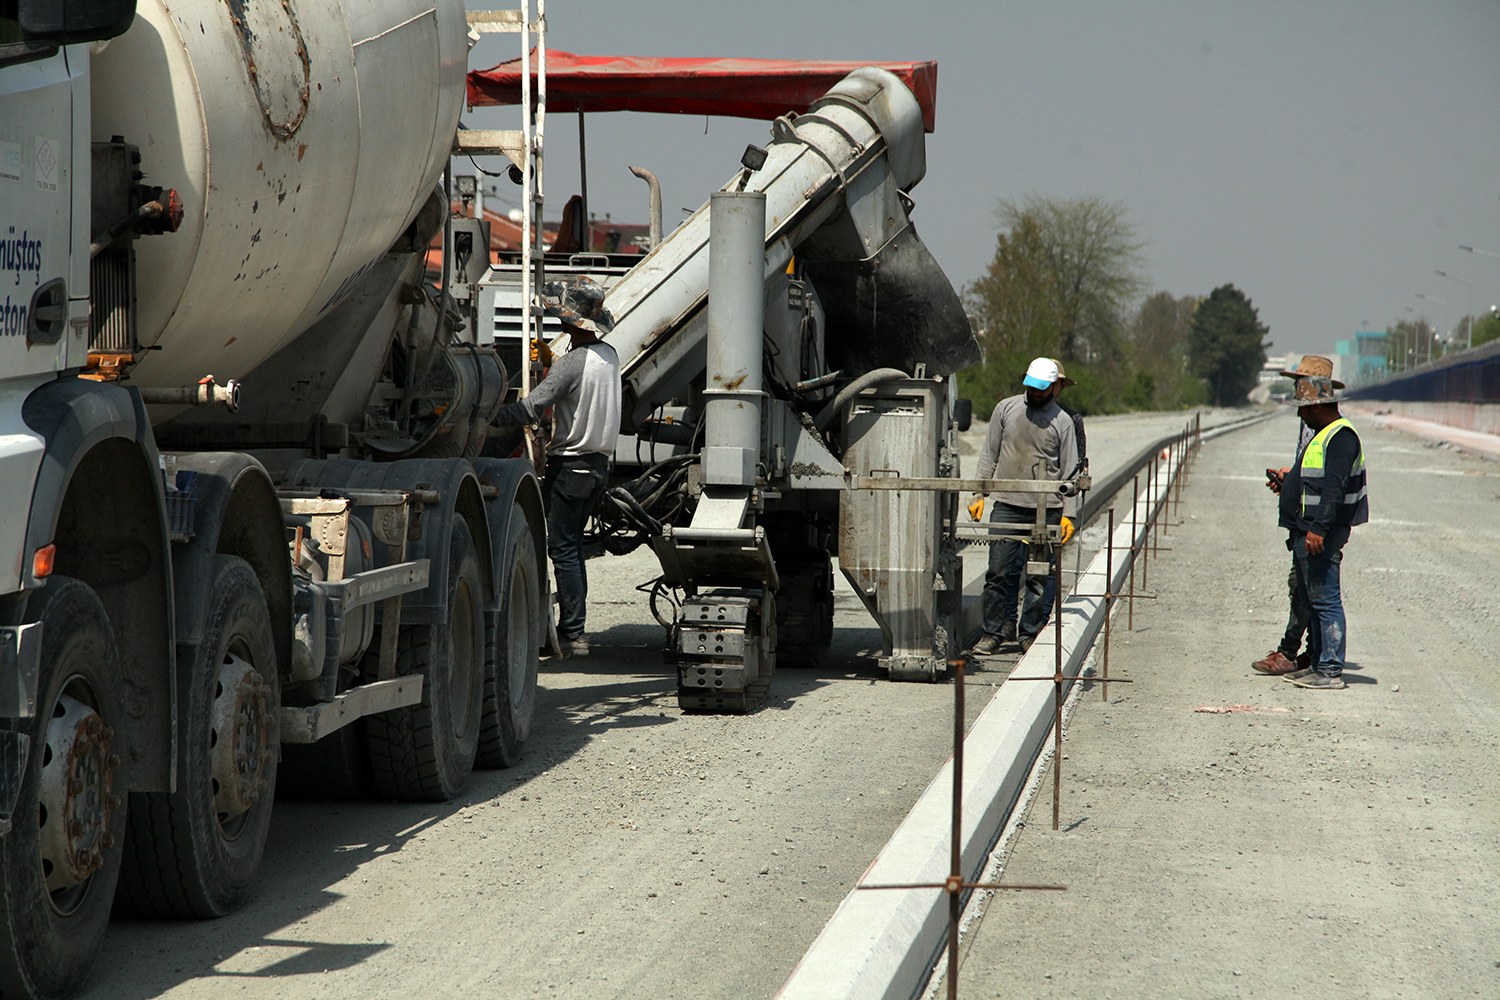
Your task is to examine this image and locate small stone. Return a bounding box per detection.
[759,866,770,875]
[1391,684,1400,692]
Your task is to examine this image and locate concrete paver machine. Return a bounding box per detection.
[470,57,981,710]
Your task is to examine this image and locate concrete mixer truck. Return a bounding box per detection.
[0,1,546,995]
[0,0,984,993]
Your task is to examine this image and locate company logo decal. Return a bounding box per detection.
[3,227,43,287]
[0,142,20,183]
[34,137,58,192]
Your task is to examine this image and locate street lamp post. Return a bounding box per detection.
[1415,294,1446,362]
[1435,270,1476,349]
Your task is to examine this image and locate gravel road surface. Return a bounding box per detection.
[961,412,1500,999]
[92,408,1243,1000]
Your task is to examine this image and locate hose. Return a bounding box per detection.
[812,368,910,432]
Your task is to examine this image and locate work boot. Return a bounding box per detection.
[971,635,1002,655]
[1252,650,1299,674]
[1289,671,1344,690]
[998,621,1018,644]
[563,635,590,658]
[1018,633,1037,653]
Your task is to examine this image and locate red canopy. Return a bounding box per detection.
[467,52,938,133]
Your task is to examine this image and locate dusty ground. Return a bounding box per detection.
[91,408,1241,1000]
[962,414,1500,1000]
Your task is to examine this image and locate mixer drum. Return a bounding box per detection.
[90,0,467,389]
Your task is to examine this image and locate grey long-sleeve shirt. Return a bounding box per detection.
[492,341,621,457]
[974,395,1080,515]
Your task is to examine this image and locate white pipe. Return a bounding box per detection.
[702,191,766,487]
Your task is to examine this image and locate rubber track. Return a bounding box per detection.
[116,789,203,918]
[365,626,451,801]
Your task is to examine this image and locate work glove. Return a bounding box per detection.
[530,338,554,366]
[967,495,984,522]
[1058,516,1074,545]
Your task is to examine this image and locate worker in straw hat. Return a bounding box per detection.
[1253,355,1342,676]
[968,357,1080,655]
[493,277,621,657]
[1264,374,1368,689]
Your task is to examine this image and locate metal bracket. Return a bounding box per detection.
[322,559,430,612]
[279,676,424,744]
[0,623,43,719]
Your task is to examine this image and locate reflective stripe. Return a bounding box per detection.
[1343,486,1367,504]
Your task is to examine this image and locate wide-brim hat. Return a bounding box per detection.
[1048,358,1077,388]
[541,277,614,334]
[1279,354,1345,390]
[1283,374,1343,407]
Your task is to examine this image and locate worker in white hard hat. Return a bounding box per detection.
[968,357,1080,654]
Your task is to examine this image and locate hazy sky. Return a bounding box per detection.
[462,1,1500,360]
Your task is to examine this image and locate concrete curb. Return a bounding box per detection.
[776,415,1267,1000]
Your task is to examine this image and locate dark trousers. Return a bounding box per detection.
[1291,526,1350,677]
[982,502,1061,640]
[544,452,610,640]
[1277,560,1310,658]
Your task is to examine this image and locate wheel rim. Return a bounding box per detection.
[38,679,119,915]
[506,561,532,711]
[210,644,272,839]
[449,576,478,738]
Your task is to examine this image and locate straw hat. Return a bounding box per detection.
[1279,354,1345,390]
[1285,375,1342,407]
[1048,358,1077,388]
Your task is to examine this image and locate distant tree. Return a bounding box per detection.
[1128,291,1206,409]
[966,214,1064,364]
[1473,311,1500,348]
[993,195,1147,363]
[960,195,1147,416]
[1187,285,1269,406]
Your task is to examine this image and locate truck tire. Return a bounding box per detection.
[0,577,127,1000]
[476,504,539,768]
[276,719,374,801]
[366,518,484,801]
[118,556,279,918]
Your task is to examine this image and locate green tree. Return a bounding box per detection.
[1128,291,1207,409]
[994,195,1147,363]
[959,195,1147,416]
[1187,285,1269,406]
[1470,311,1499,349]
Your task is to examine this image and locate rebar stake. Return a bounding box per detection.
[1053,543,1064,831]
[1103,507,1114,701]
[1129,474,1139,631]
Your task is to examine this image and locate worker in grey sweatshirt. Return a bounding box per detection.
[493,278,621,656]
[968,357,1080,654]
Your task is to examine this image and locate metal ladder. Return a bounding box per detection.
[456,3,547,437]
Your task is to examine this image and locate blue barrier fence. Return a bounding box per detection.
[1344,338,1500,403]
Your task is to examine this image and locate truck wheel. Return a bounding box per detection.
[0,577,127,1000]
[277,718,374,801]
[476,504,539,768]
[366,518,484,800]
[118,556,278,918]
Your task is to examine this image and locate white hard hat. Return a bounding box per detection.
[1023,357,1060,390]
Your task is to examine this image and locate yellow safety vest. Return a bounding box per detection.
[1298,417,1367,522]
